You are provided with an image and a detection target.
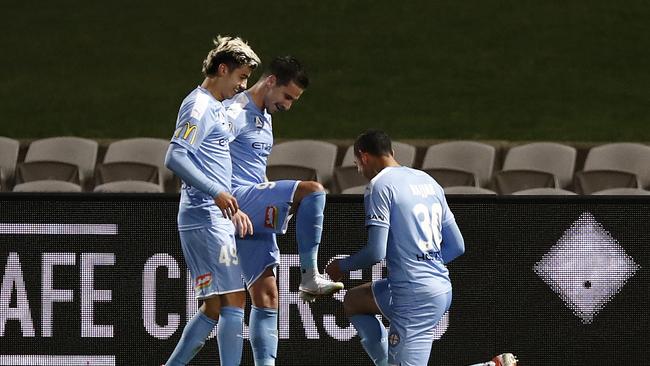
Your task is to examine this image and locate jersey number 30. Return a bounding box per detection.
[412,203,443,253]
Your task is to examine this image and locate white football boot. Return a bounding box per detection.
[298,268,344,302]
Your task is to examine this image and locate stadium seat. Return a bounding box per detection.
[22,137,98,190]
[575,143,650,193]
[335,141,415,193]
[101,138,171,191]
[341,185,367,194]
[267,140,337,187]
[512,188,577,195]
[591,188,650,195]
[93,181,164,193]
[422,141,495,187]
[265,165,317,182]
[340,141,417,167]
[97,162,160,185]
[501,143,576,188]
[17,161,80,184]
[0,137,19,191]
[333,166,369,193]
[574,170,639,195]
[443,186,497,195]
[13,180,82,192]
[495,170,558,195]
[423,168,477,187]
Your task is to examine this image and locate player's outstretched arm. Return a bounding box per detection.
[164,143,239,218]
[440,222,465,264]
[328,225,388,281]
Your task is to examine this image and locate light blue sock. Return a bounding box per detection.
[249,306,278,366]
[217,306,244,366]
[296,191,325,270]
[350,314,388,366]
[166,310,217,366]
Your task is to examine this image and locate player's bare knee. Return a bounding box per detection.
[294,181,325,203]
[303,181,325,193]
[254,284,278,307]
[250,272,279,308]
[200,298,222,320]
[261,289,278,308]
[220,291,246,309]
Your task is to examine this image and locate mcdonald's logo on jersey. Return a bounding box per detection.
[174,122,198,145]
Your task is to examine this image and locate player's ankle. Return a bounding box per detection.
[300,267,319,277]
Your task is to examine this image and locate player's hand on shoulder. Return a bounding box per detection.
[326,259,345,282]
[231,210,253,238]
[214,191,239,219]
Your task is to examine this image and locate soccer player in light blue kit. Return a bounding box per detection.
[224,56,343,365]
[162,36,258,366]
[326,130,466,366]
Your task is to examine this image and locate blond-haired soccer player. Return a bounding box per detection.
[163,36,258,366]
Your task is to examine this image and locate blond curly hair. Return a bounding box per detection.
[202,35,260,76]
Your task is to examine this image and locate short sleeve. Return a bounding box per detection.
[171,95,216,153]
[364,183,391,229]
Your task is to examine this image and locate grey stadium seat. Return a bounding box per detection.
[591,188,650,195]
[17,161,80,184]
[501,143,576,188]
[13,180,82,192]
[265,165,317,182]
[443,186,497,195]
[422,141,496,187]
[340,141,417,167]
[23,137,98,189]
[423,168,477,188]
[495,170,558,195]
[575,143,650,194]
[97,162,159,185]
[267,140,337,187]
[0,137,20,191]
[102,138,172,191]
[341,185,367,194]
[333,166,369,193]
[512,188,577,195]
[574,170,639,195]
[93,181,164,193]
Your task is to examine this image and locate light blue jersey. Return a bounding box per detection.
[365,166,454,298]
[224,92,273,188]
[224,92,298,287]
[172,86,234,231]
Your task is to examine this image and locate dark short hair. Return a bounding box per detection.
[265,56,309,89]
[353,130,393,158]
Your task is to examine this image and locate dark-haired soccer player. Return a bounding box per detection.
[224,56,343,365]
[326,130,465,366]
[163,36,258,366]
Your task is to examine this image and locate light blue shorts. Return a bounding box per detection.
[372,279,452,366]
[178,222,245,299]
[236,232,280,287]
[232,180,299,235]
